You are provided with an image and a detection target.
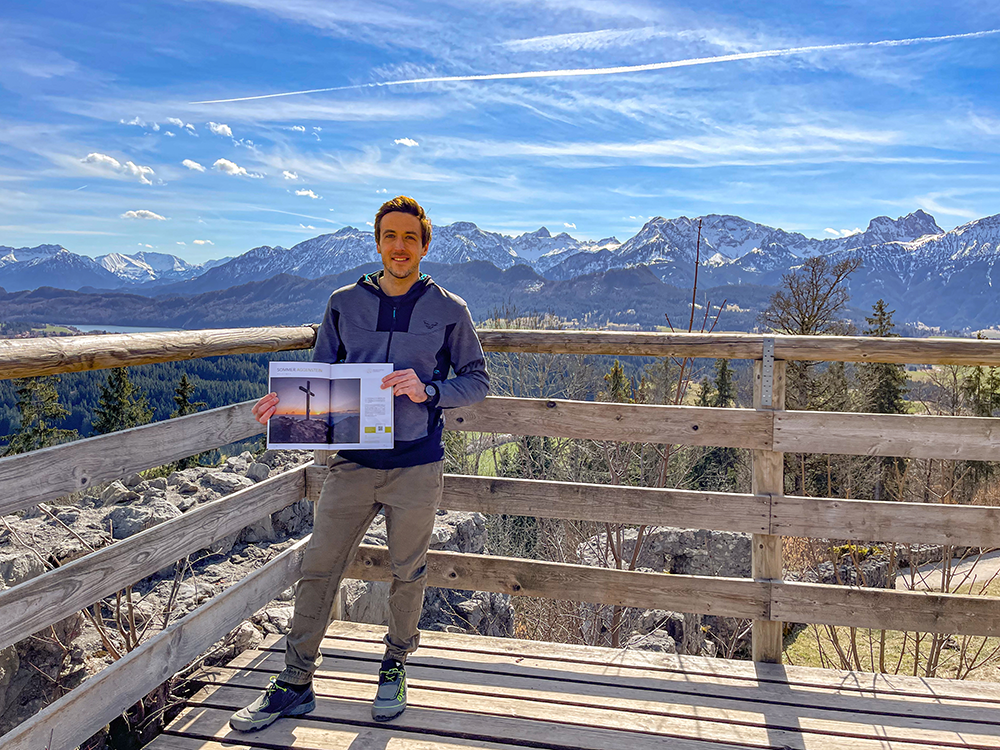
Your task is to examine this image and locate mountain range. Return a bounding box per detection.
[3,209,999,329]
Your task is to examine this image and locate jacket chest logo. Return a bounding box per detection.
[423,320,439,330]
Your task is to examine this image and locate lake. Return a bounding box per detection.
[55,323,183,334]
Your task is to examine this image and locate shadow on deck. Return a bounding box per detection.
[151,621,1000,750]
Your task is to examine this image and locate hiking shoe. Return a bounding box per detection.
[229,676,316,732]
[371,658,407,721]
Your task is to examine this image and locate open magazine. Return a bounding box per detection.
[266,361,394,450]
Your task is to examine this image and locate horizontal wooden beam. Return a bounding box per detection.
[307,468,771,534]
[448,397,773,450]
[771,496,1000,548]
[0,325,316,380]
[0,400,263,516]
[0,537,308,750]
[310,468,1000,548]
[0,466,306,650]
[8,328,1000,382]
[348,545,1000,638]
[772,580,1000,638]
[775,410,1000,462]
[347,545,769,619]
[477,329,1000,366]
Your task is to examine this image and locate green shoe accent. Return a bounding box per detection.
[372,658,407,722]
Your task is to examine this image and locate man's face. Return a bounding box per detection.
[377,211,428,281]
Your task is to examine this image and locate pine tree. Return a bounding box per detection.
[170,374,207,418]
[859,300,908,500]
[712,359,736,408]
[170,373,208,468]
[91,367,153,435]
[1,376,78,456]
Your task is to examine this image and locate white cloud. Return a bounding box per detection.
[176,241,186,245]
[313,126,322,132]
[193,239,213,245]
[121,209,166,220]
[282,170,299,180]
[165,131,176,137]
[213,158,263,178]
[394,138,419,147]
[841,228,863,236]
[182,159,206,172]
[289,125,306,132]
[824,228,841,236]
[208,121,233,137]
[81,152,155,185]
[141,243,153,248]
[366,221,374,227]
[167,117,197,134]
[299,223,317,230]
[295,189,321,199]
[375,188,388,193]
[121,116,159,131]
[564,222,576,229]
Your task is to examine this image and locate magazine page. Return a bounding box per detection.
[329,363,394,450]
[267,361,333,450]
[266,361,394,450]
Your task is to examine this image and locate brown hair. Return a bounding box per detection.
[374,195,432,247]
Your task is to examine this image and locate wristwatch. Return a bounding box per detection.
[424,383,438,401]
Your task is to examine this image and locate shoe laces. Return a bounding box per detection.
[379,663,405,683]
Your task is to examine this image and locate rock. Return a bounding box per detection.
[148,477,168,491]
[99,481,140,506]
[177,481,199,496]
[0,645,20,715]
[207,531,240,557]
[50,506,81,526]
[230,621,263,653]
[123,473,145,488]
[240,516,277,544]
[203,472,254,495]
[223,455,249,474]
[104,499,180,540]
[625,629,677,653]
[429,512,486,554]
[167,491,198,512]
[257,450,282,468]
[260,605,294,634]
[245,463,271,482]
[0,550,46,589]
[276,587,295,602]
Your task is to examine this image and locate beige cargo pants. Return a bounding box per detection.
[280,456,443,685]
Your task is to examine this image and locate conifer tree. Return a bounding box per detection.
[170,374,207,418]
[859,300,908,499]
[687,359,740,491]
[170,373,208,468]
[1,376,77,455]
[91,367,153,435]
[711,358,736,408]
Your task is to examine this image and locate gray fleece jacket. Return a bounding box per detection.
[312,271,489,468]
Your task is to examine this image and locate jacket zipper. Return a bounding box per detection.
[384,305,396,362]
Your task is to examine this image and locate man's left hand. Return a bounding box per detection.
[382,368,428,403]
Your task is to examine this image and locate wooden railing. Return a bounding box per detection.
[2,325,1000,749]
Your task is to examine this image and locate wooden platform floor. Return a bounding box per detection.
[148,621,1000,750]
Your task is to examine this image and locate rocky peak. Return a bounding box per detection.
[864,210,943,244]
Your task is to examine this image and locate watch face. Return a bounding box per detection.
[425,383,437,396]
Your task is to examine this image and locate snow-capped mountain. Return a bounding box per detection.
[431,222,519,268]
[0,244,121,291]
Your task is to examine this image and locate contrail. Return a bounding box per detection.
[190,29,1000,105]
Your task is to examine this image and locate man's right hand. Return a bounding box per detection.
[252,392,280,424]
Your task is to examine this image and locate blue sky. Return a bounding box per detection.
[1,0,998,264]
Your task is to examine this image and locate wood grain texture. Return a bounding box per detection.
[771,495,1000,547]
[0,400,264,516]
[0,466,306,650]
[347,545,768,619]
[448,396,773,450]
[751,359,785,664]
[0,326,316,380]
[476,329,1000,366]
[0,537,308,750]
[305,467,770,533]
[775,410,1000,461]
[772,580,1000,637]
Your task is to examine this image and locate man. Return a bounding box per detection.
[231,196,489,731]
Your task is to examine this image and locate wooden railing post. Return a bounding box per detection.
[752,356,786,663]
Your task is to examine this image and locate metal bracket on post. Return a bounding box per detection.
[761,337,775,408]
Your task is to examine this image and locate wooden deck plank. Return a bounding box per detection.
[315,621,1000,704]
[223,646,1000,730]
[157,621,1000,750]
[181,677,994,750]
